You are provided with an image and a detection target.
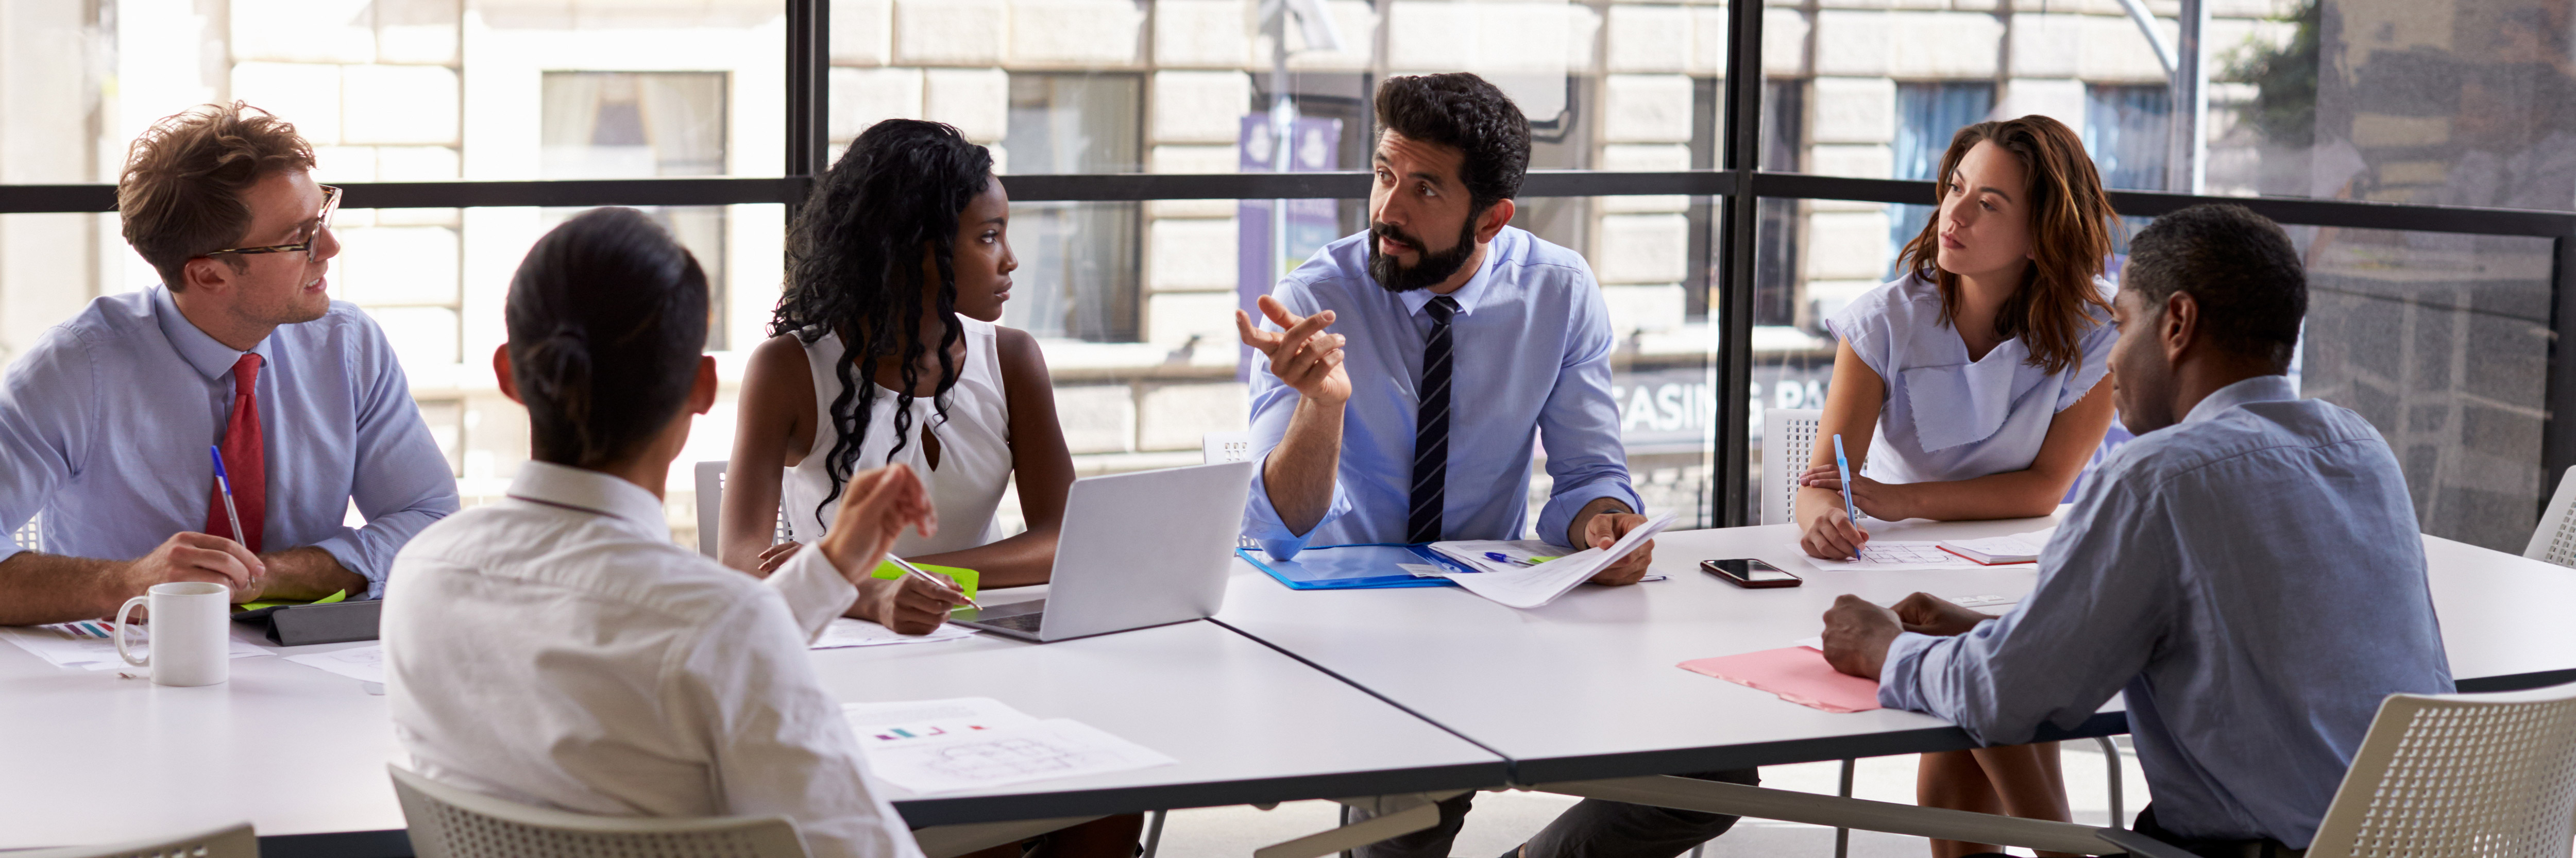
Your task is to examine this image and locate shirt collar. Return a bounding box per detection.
[506,461,673,541]
[1394,230,1506,319]
[150,287,274,381]
[2181,374,2298,425]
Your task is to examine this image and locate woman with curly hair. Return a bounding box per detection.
[721,119,1075,637]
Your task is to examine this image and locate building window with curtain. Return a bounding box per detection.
[539,71,732,350]
[2083,84,2172,192]
[1886,82,1996,275]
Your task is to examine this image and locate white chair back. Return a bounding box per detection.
[2524,466,2576,567]
[694,462,791,560]
[4,822,256,858]
[1759,409,1821,526]
[2306,683,2576,858]
[1204,431,1253,465]
[392,765,811,858]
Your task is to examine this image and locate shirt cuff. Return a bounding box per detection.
[766,543,861,643]
[1242,465,1354,561]
[308,531,387,600]
[1876,630,1944,712]
[1536,479,1645,548]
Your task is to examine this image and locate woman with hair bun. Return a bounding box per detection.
[1795,116,2122,857]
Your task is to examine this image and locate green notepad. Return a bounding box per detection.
[870,561,979,599]
[235,588,348,613]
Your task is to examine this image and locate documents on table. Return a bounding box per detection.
[1,621,265,671]
[810,617,977,650]
[842,697,1176,794]
[1678,647,1883,713]
[1803,541,2037,571]
[1936,528,2056,565]
[1426,539,1560,573]
[1427,512,1680,609]
[284,644,385,684]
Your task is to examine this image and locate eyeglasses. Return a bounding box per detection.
[202,185,341,263]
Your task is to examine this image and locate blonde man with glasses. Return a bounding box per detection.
[0,102,458,624]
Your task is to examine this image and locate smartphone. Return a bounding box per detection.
[1702,558,1803,588]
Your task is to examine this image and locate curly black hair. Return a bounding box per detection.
[1372,73,1531,216]
[773,119,993,526]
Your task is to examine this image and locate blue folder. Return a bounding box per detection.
[1236,543,1482,591]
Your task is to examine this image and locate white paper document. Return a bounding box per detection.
[1435,512,1680,609]
[842,697,1175,794]
[1427,539,1563,573]
[285,644,385,684]
[1803,541,2003,571]
[1,621,266,671]
[810,618,977,650]
[1936,528,2057,565]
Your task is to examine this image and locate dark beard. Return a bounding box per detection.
[1366,217,1480,293]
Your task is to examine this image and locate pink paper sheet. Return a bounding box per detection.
[1678,646,1883,713]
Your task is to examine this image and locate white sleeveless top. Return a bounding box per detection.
[780,316,1013,556]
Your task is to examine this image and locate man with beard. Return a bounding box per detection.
[1235,73,1750,858]
[0,103,458,624]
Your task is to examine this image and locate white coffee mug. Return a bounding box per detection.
[113,581,230,686]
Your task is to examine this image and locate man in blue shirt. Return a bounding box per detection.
[1822,204,2453,855]
[1236,72,1740,858]
[0,103,459,625]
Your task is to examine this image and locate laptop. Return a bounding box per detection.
[948,460,1256,643]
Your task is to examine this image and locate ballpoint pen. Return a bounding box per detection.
[209,445,246,546]
[1483,551,1538,567]
[885,553,981,610]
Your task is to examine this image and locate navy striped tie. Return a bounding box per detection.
[1408,296,1460,544]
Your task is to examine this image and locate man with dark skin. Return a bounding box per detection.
[1818,204,2450,855]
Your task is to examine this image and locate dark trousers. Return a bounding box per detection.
[1348,769,1760,858]
[2129,804,2302,858]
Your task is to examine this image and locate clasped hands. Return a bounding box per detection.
[758,463,962,635]
[1819,591,1993,680]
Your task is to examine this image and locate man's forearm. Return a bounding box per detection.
[259,546,369,601]
[1262,396,1346,537]
[0,552,129,625]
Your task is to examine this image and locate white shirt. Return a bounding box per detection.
[383,461,922,858]
[782,317,1012,556]
[1823,273,2115,484]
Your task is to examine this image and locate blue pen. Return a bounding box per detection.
[209,445,246,545]
[1832,434,1859,526]
[1483,551,1537,567]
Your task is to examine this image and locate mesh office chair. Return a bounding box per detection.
[693,461,792,560]
[2523,466,2576,567]
[392,765,811,858]
[5,822,256,858]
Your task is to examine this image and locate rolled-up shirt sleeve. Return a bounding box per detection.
[1239,288,1353,560]
[1533,271,1641,548]
[767,544,861,641]
[1876,478,2174,745]
[0,327,97,566]
[309,316,459,599]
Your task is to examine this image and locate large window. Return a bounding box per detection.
[4,0,2572,551]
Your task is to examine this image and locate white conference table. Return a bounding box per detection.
[1211,512,2576,783]
[0,616,1505,853]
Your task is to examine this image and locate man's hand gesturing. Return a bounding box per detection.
[1236,295,1349,405]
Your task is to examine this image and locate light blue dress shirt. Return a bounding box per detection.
[1825,273,2115,484]
[0,288,460,599]
[1877,375,2453,848]
[1243,226,1641,559]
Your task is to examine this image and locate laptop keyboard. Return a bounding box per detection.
[978,612,1044,633]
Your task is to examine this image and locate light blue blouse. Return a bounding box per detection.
[1823,273,2115,486]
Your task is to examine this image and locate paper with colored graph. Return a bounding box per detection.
[0,620,265,671]
[1678,647,1883,713]
[843,697,1175,794]
[1435,512,1679,609]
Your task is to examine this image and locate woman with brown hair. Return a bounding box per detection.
[1794,115,2120,857]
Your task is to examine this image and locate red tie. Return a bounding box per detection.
[206,354,265,553]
